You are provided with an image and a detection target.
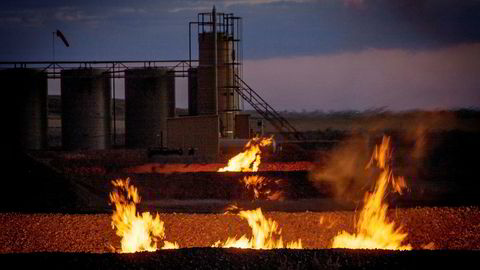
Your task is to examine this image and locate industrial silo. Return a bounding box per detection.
[61,68,111,150]
[1,68,47,150]
[197,32,238,138]
[124,67,175,148]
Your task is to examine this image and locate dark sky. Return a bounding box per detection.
[1,0,479,111]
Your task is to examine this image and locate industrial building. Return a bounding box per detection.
[0,8,303,159]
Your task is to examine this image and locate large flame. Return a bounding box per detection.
[331,136,412,250]
[109,178,179,253]
[218,136,273,172]
[213,208,302,249]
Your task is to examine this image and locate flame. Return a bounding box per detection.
[223,204,241,214]
[218,136,273,172]
[242,175,284,200]
[243,175,266,199]
[213,208,302,249]
[331,136,412,250]
[109,178,179,253]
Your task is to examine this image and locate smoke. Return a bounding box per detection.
[308,111,460,202]
[309,134,375,202]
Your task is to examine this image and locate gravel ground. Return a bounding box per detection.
[124,161,314,173]
[1,207,479,253]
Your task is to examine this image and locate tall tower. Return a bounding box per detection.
[189,7,243,139]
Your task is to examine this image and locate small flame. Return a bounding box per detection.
[213,208,302,249]
[242,175,284,200]
[331,136,412,250]
[223,204,241,214]
[243,175,266,199]
[218,136,273,172]
[109,178,179,253]
[162,241,180,249]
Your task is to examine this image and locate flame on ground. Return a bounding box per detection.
[331,136,412,250]
[218,136,273,172]
[109,178,179,253]
[242,175,284,200]
[213,208,302,249]
[243,175,266,199]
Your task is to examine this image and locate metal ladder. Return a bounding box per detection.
[234,75,305,140]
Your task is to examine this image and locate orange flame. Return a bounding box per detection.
[331,136,412,250]
[213,208,302,249]
[109,178,179,253]
[242,175,266,199]
[242,175,284,200]
[218,136,273,172]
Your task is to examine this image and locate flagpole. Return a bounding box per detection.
[52,31,56,61]
[52,31,55,74]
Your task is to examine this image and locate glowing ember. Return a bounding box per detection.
[218,136,273,172]
[213,208,302,249]
[109,178,178,253]
[331,136,412,250]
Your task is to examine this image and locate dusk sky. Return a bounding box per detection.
[1,0,479,111]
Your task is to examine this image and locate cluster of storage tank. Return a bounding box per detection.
[2,67,175,151]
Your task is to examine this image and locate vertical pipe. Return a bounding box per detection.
[112,63,116,147]
[213,6,218,114]
[52,32,55,75]
[189,22,192,66]
[52,32,55,62]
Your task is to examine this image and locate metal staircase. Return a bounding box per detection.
[234,75,305,140]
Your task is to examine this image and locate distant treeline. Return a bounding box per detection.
[48,95,479,120]
[273,108,480,119]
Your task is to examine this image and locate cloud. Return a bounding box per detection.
[343,0,364,9]
[54,6,101,23]
[115,6,149,14]
[0,6,104,27]
[243,43,480,111]
[168,0,312,12]
[224,0,313,6]
[0,9,47,27]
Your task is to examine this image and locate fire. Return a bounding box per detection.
[109,178,178,253]
[213,208,302,249]
[243,175,266,199]
[218,136,273,172]
[331,136,412,250]
[242,175,284,200]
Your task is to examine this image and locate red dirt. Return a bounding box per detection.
[124,161,314,173]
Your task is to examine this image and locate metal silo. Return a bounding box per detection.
[1,68,47,150]
[124,67,175,148]
[198,31,237,138]
[61,68,111,150]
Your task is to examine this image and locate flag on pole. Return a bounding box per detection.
[56,30,70,47]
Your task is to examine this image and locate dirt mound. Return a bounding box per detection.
[0,153,92,213]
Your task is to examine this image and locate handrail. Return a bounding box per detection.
[234,75,304,140]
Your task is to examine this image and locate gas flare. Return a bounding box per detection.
[242,175,284,200]
[213,207,302,249]
[331,136,412,250]
[218,136,273,172]
[109,178,178,253]
[243,175,266,199]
